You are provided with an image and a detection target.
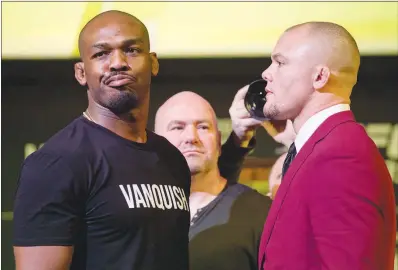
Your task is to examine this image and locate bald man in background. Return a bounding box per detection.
[236,21,396,270]
[155,91,271,270]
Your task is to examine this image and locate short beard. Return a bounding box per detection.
[264,104,280,120]
[106,90,139,115]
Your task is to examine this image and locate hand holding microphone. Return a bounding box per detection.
[244,79,269,120]
[229,81,267,147]
[230,79,294,147]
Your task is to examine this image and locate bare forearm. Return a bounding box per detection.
[14,246,73,270]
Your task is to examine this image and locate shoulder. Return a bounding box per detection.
[311,120,384,169]
[22,150,71,173]
[320,121,376,154]
[18,149,87,199]
[304,121,390,192]
[149,131,188,165]
[23,117,98,177]
[39,117,92,155]
[226,184,272,210]
[309,119,379,162]
[148,131,178,151]
[148,131,191,186]
[223,184,271,228]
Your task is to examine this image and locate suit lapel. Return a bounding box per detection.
[261,111,356,248]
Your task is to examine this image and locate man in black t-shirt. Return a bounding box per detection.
[13,10,255,270]
[13,10,191,270]
[155,91,272,270]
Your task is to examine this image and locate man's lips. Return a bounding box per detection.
[105,74,136,87]
[182,150,203,155]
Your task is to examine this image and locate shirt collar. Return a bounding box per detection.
[294,104,350,153]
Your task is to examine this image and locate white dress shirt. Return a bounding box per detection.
[294,104,350,153]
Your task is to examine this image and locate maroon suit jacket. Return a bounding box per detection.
[258,111,396,270]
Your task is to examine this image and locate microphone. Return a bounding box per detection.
[244,79,269,120]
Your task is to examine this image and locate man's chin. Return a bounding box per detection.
[188,163,204,175]
[106,92,139,114]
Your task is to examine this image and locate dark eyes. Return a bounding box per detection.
[170,126,184,131]
[198,125,209,130]
[92,51,109,59]
[169,125,210,131]
[92,48,141,59]
[126,47,140,54]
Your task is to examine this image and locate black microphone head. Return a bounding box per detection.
[244,79,268,119]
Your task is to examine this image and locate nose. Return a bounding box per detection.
[262,66,273,82]
[183,125,200,145]
[109,50,129,72]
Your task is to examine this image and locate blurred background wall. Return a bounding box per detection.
[2,2,398,269]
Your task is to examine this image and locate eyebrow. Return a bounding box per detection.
[92,38,144,50]
[166,120,184,130]
[166,120,212,129]
[271,53,287,62]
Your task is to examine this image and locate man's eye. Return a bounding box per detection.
[171,126,183,131]
[198,125,209,130]
[92,51,108,58]
[126,48,141,54]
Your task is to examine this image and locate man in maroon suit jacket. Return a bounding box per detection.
[247,21,396,269]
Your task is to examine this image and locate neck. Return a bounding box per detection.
[189,169,227,219]
[292,93,347,134]
[86,91,149,143]
[190,168,227,195]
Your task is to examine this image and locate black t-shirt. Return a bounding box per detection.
[189,184,271,270]
[13,116,191,270]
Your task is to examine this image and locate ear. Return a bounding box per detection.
[313,66,330,90]
[150,52,159,76]
[74,62,87,86]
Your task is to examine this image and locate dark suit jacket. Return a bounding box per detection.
[258,111,396,270]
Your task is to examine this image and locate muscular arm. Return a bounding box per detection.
[308,153,395,270]
[13,152,85,270]
[218,132,255,184]
[14,246,73,270]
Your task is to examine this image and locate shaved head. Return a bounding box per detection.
[78,10,150,58]
[286,21,360,87]
[261,21,360,122]
[286,21,359,54]
[73,9,158,116]
[155,91,218,133]
[155,91,220,175]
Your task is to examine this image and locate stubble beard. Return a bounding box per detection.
[263,103,280,120]
[98,83,142,115]
[106,89,139,115]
